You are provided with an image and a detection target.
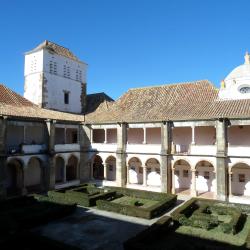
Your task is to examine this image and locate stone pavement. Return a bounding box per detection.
[32,197,190,250]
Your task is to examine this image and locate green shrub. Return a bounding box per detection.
[171,198,198,222]
[96,189,176,219]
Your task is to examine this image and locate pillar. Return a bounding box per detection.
[63,162,67,183]
[46,119,56,190]
[127,165,130,184]
[0,116,7,197]
[143,166,147,186]
[190,169,197,197]
[104,128,107,144]
[228,170,232,197]
[104,163,108,180]
[143,127,146,144]
[116,122,127,187]
[160,121,172,193]
[171,168,175,194]
[79,124,92,181]
[216,119,228,201]
[191,125,195,145]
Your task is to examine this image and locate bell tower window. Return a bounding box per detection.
[64,92,69,104]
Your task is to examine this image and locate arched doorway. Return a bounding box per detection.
[105,156,116,181]
[128,157,143,184]
[145,158,161,186]
[6,159,23,195]
[93,155,104,180]
[173,159,191,194]
[55,157,65,183]
[195,161,215,196]
[66,155,78,181]
[25,157,42,192]
[231,163,250,196]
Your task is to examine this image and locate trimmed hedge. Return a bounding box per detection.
[48,186,116,207]
[209,205,243,234]
[96,188,177,219]
[124,216,173,250]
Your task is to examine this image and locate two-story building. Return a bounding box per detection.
[1,41,250,204]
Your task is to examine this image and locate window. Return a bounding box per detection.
[239,174,245,183]
[63,65,67,77]
[67,66,70,78]
[183,170,189,178]
[64,92,69,104]
[204,171,210,180]
[72,131,78,143]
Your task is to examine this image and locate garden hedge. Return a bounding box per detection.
[96,187,177,219]
[48,186,116,207]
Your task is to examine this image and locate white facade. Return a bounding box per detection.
[24,42,87,113]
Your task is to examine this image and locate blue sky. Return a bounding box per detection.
[1,0,250,100]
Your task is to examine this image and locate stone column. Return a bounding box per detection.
[0,116,7,198]
[143,127,146,144]
[104,163,108,180]
[191,125,196,145]
[116,122,127,187]
[63,162,67,183]
[46,119,56,190]
[127,165,130,184]
[104,128,107,144]
[79,124,92,182]
[216,119,228,201]
[143,166,147,186]
[22,166,28,195]
[190,169,197,197]
[228,170,232,197]
[160,121,172,193]
[171,168,175,194]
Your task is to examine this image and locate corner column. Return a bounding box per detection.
[190,169,197,197]
[0,116,7,198]
[79,124,92,182]
[116,122,127,187]
[46,119,56,190]
[216,119,228,201]
[160,121,172,193]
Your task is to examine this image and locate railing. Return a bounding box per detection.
[228,145,250,157]
[189,144,216,155]
[54,143,80,152]
[172,144,189,154]
[22,144,47,154]
[91,143,117,152]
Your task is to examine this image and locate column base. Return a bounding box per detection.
[190,190,197,197]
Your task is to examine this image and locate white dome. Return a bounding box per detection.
[225,64,250,81]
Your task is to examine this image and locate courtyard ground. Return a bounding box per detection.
[32,197,188,250]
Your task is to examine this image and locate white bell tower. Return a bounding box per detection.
[24,40,87,113]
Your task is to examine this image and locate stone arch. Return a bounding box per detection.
[55,156,65,183]
[93,155,104,180]
[173,159,192,193]
[6,158,24,195]
[195,160,215,193]
[128,157,143,184]
[145,158,161,186]
[105,156,116,181]
[231,163,250,196]
[66,155,78,181]
[25,157,44,192]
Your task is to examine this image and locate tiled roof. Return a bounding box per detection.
[85,80,250,123]
[85,80,219,123]
[0,84,84,122]
[86,92,114,114]
[26,40,84,63]
[0,84,36,107]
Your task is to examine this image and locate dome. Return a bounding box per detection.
[219,52,250,100]
[225,63,250,81]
